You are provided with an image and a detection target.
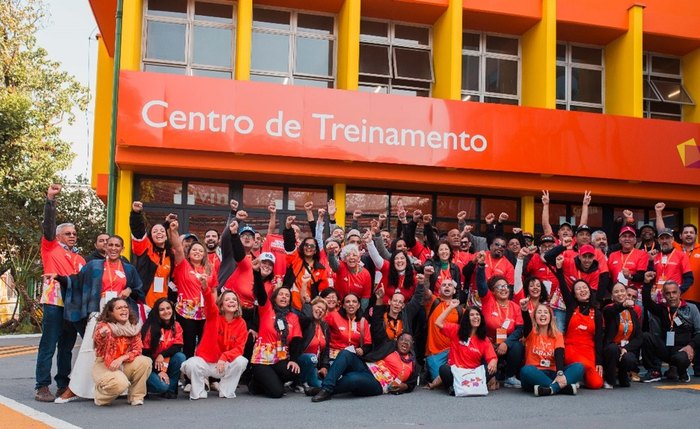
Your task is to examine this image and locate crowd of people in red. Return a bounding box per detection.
[34,184,700,405]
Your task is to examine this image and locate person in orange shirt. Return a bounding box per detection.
[602,282,642,388]
[519,300,583,396]
[282,215,329,311]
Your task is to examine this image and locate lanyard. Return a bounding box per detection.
[644,242,656,252]
[658,250,675,281]
[487,254,504,274]
[496,301,511,325]
[314,323,324,356]
[668,307,680,332]
[620,249,634,270]
[620,309,631,339]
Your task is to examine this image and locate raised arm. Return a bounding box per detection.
[283,216,297,252]
[541,190,553,237]
[267,201,278,236]
[167,218,184,265]
[435,299,460,329]
[654,202,667,233]
[42,184,61,241]
[228,221,245,263]
[580,190,591,226]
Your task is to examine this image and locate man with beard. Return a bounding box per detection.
[203,228,221,273]
[591,230,609,256]
[545,240,609,302]
[463,237,515,308]
[607,226,650,291]
[650,228,693,304]
[636,225,659,254]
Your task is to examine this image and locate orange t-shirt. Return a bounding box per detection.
[424,297,460,356]
[524,331,565,371]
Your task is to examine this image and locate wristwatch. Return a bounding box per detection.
[556,371,564,376]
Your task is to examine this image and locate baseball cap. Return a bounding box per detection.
[639,224,656,235]
[182,233,199,242]
[539,235,556,244]
[576,224,591,234]
[658,228,674,238]
[346,229,361,241]
[618,226,637,237]
[239,225,256,236]
[259,252,276,264]
[522,232,534,240]
[579,244,595,255]
[559,221,573,229]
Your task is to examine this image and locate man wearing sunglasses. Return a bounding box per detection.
[35,184,86,402]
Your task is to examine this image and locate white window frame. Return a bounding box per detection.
[142,0,236,78]
[556,42,604,113]
[643,53,694,122]
[249,6,337,88]
[460,31,520,105]
[358,19,433,97]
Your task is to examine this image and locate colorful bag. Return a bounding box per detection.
[451,365,488,397]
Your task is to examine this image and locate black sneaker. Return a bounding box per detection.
[560,384,577,395]
[679,370,691,383]
[311,389,332,403]
[665,366,679,381]
[642,370,662,383]
[534,385,552,397]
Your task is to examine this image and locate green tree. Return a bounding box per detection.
[0,0,93,332]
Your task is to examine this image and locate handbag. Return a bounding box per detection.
[451,365,488,397]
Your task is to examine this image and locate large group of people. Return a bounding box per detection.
[34,184,700,405]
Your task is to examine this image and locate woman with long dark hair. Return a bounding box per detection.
[326,293,372,360]
[602,282,642,388]
[434,303,497,395]
[248,256,303,398]
[92,298,151,406]
[283,216,329,311]
[141,298,185,398]
[425,240,462,295]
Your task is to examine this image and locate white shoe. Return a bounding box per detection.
[603,382,613,389]
[210,382,220,392]
[130,400,144,406]
[503,376,522,388]
[183,384,192,393]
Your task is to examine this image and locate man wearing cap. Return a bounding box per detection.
[221,222,260,312]
[636,225,659,254]
[541,190,591,244]
[181,233,199,255]
[545,240,609,299]
[607,226,651,291]
[565,225,610,278]
[655,203,700,301]
[649,227,693,304]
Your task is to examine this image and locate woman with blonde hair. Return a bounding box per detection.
[519,300,583,396]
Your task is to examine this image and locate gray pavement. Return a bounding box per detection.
[1,335,698,429]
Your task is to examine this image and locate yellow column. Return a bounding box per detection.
[432,0,461,100]
[236,0,252,80]
[337,0,360,90]
[333,183,347,228]
[682,48,700,123]
[604,5,644,117]
[684,207,699,230]
[520,196,535,234]
[121,0,143,71]
[91,36,114,190]
[521,0,556,108]
[115,170,134,259]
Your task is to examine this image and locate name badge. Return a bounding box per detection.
[496,328,507,344]
[666,331,675,346]
[502,319,511,329]
[540,359,551,368]
[617,272,628,286]
[577,324,588,331]
[351,321,357,332]
[661,255,668,264]
[153,276,165,293]
[115,270,126,279]
[104,291,117,302]
[674,316,683,327]
[277,319,286,331]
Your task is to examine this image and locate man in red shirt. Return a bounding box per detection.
[35,184,86,402]
[651,228,693,304]
[607,226,651,291]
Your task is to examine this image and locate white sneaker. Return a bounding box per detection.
[130,400,144,406]
[183,384,192,393]
[210,382,220,392]
[503,376,522,388]
[603,382,613,389]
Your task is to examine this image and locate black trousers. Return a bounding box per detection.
[642,332,691,372]
[176,315,205,358]
[250,361,297,398]
[602,343,638,385]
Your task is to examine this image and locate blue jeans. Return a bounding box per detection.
[520,363,584,393]
[321,351,382,397]
[298,353,322,388]
[425,349,449,382]
[553,309,567,334]
[147,352,186,394]
[35,304,78,389]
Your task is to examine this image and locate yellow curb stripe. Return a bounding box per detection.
[655,384,700,390]
[0,395,81,429]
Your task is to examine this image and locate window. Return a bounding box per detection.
[556,43,604,113]
[643,53,694,121]
[250,8,335,88]
[143,0,235,78]
[358,20,433,97]
[461,32,520,105]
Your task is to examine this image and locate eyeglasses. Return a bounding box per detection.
[493,283,509,290]
[303,243,317,249]
[460,241,470,246]
[492,242,506,248]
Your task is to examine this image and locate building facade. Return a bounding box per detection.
[88,0,700,299]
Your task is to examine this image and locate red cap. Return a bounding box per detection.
[579,244,595,255]
[619,226,637,237]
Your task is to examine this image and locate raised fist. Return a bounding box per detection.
[230,199,239,211]
[132,201,143,213]
[47,184,62,200]
[304,201,314,211]
[654,202,665,212]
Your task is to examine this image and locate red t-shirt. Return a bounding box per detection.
[304,323,327,356]
[653,249,691,284]
[172,259,217,320]
[524,331,565,370]
[40,237,85,306]
[452,250,475,271]
[564,248,609,274]
[481,291,523,342]
[468,252,515,293]
[377,351,414,383]
[326,311,371,353]
[334,262,371,299]
[441,322,497,369]
[223,254,255,308]
[377,260,417,305]
[561,256,601,291]
[257,299,302,346]
[607,249,649,290]
[207,252,221,275]
[143,323,184,357]
[262,233,288,277]
[525,253,564,310]
[101,260,127,295]
[196,290,248,363]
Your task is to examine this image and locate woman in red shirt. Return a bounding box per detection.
[180,275,248,399]
[434,301,497,395]
[425,240,462,295]
[141,298,185,399]
[168,220,217,358]
[327,244,372,310]
[320,288,339,315]
[92,298,151,406]
[248,257,303,398]
[326,293,372,360]
[519,301,583,396]
[298,296,331,394]
[602,282,642,388]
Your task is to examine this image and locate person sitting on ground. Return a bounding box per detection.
[434,302,497,395]
[519,300,583,396]
[326,292,372,360]
[180,274,248,399]
[92,298,151,406]
[141,298,185,399]
[602,282,642,388]
[297,295,331,395]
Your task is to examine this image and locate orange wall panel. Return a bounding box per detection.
[254,0,343,13]
[361,0,448,24]
[462,0,540,35]
[644,0,700,45]
[88,0,117,56]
